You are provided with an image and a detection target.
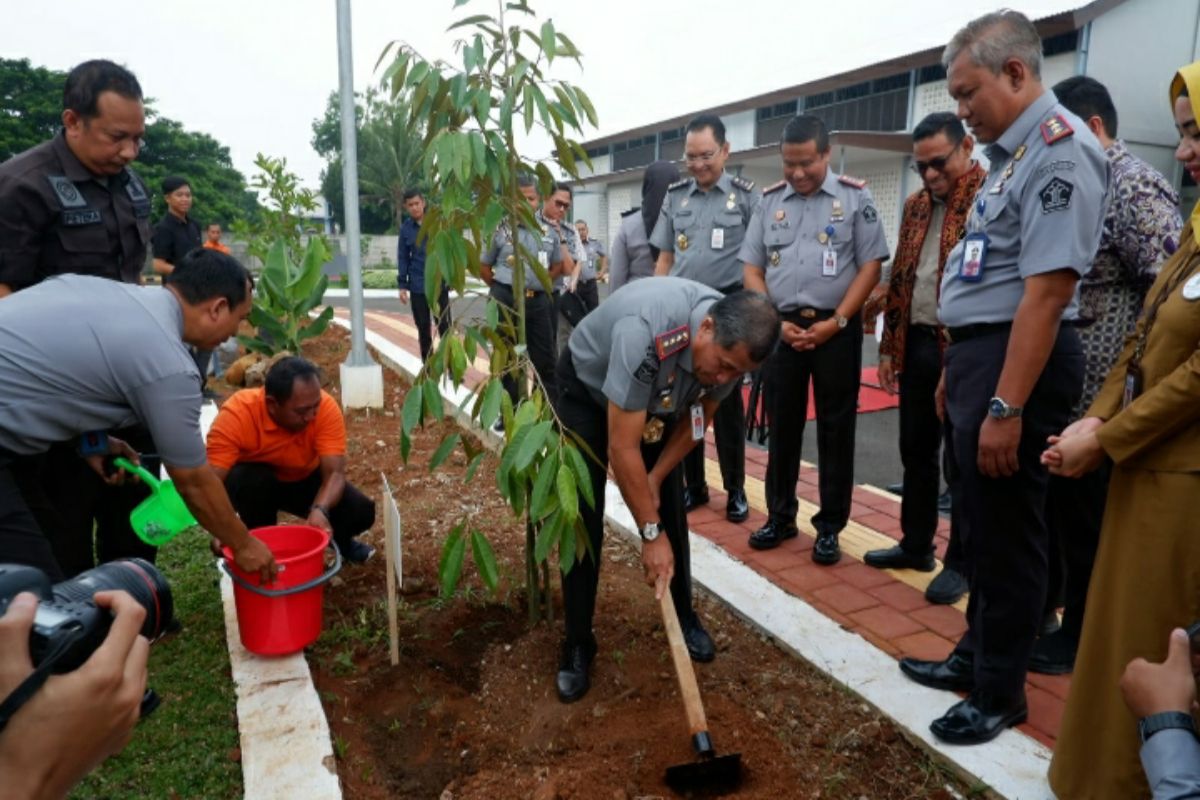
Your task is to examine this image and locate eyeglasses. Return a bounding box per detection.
[911,142,960,174]
[553,199,570,209]
[684,150,719,165]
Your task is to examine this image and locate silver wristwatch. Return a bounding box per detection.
[833,313,849,329]
[640,521,663,542]
[988,396,1023,419]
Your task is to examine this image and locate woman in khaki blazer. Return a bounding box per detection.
[1045,60,1200,799]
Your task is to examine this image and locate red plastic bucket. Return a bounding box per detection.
[221,525,342,656]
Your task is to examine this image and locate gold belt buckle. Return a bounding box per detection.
[799,308,817,319]
[641,417,665,444]
[526,290,537,299]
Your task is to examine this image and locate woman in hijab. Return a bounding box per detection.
[1046,60,1200,798]
[608,160,679,291]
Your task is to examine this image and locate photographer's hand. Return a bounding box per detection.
[1121,628,1198,719]
[0,590,149,800]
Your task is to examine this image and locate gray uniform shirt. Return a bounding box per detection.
[568,276,737,418]
[938,91,1109,327]
[609,211,656,291]
[739,171,890,311]
[1141,729,1200,800]
[579,237,606,282]
[0,275,206,466]
[650,171,760,290]
[482,221,563,292]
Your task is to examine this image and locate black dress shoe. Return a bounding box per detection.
[863,545,936,572]
[930,691,1027,745]
[1028,629,1077,675]
[885,481,903,495]
[899,652,975,691]
[555,638,596,703]
[812,531,841,565]
[937,490,952,514]
[925,566,968,605]
[1040,609,1062,637]
[683,484,711,512]
[725,489,749,522]
[748,520,798,550]
[682,617,716,663]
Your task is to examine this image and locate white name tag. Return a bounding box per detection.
[690,404,704,441]
[822,249,838,277]
[710,228,725,250]
[538,251,549,269]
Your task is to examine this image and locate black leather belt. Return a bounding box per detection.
[945,322,1011,343]
[783,307,834,323]
[909,324,942,338]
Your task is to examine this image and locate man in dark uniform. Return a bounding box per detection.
[0,59,157,577]
[480,176,566,410]
[897,10,1108,745]
[0,59,150,296]
[651,114,758,523]
[397,188,451,362]
[553,278,779,701]
[740,114,890,565]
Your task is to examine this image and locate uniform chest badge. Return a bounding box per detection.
[1183,273,1200,301]
[642,418,665,444]
[769,250,781,266]
[774,209,786,221]
[677,233,689,251]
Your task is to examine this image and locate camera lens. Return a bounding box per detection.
[50,559,174,640]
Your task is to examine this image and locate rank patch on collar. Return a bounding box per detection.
[1040,114,1074,145]
[763,179,787,195]
[1039,177,1074,213]
[838,174,867,189]
[654,325,690,360]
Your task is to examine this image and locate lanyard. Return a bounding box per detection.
[1132,252,1200,366]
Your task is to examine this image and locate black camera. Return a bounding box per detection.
[0,559,174,673]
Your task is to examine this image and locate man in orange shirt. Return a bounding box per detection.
[202,223,231,255]
[206,356,376,562]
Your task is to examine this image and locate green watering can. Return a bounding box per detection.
[112,457,197,546]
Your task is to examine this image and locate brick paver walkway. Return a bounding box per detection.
[342,307,1069,749]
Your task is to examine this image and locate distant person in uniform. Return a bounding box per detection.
[897,10,1108,746]
[574,219,606,305]
[203,222,231,254]
[397,188,451,362]
[651,114,758,523]
[609,161,679,292]
[740,114,890,565]
[553,278,779,702]
[540,183,583,354]
[864,112,985,605]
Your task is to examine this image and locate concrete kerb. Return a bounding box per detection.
[323,317,1056,798]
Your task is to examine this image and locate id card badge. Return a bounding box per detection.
[538,250,549,269]
[1122,364,1143,409]
[689,403,705,441]
[821,248,838,277]
[959,233,988,283]
[710,227,725,250]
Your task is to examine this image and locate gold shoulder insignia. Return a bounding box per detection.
[838,174,867,189]
[1040,113,1074,145]
[762,180,787,195]
[731,175,756,192]
[667,177,691,191]
[654,325,691,360]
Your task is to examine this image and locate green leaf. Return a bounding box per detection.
[438,525,467,597]
[289,237,328,297]
[500,390,515,431]
[297,305,334,342]
[573,85,598,127]
[486,297,500,329]
[470,530,500,591]
[263,239,289,291]
[448,336,468,384]
[558,514,577,573]
[540,20,557,62]
[423,378,444,421]
[448,13,493,31]
[429,433,460,472]
[400,428,412,464]
[535,510,561,562]
[563,442,595,509]
[556,462,578,523]
[529,449,559,521]
[479,379,502,428]
[530,84,551,130]
[464,451,486,483]
[401,384,424,434]
[522,83,535,134]
[513,420,552,472]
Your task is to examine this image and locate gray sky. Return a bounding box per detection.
[2,0,1081,191]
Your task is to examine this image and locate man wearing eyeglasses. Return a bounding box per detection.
[863,113,984,603]
[651,113,758,524]
[740,114,890,565]
[0,59,151,298]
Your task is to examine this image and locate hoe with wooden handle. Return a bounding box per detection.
[659,589,744,794]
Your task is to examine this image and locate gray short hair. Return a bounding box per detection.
[709,291,780,363]
[943,9,1042,79]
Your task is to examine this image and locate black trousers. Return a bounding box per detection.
[0,452,64,581]
[947,326,1083,696]
[897,325,964,570]
[555,350,696,647]
[490,283,557,404]
[576,279,600,313]
[684,283,746,495]
[1044,463,1110,640]
[25,427,158,579]
[412,285,452,362]
[223,464,375,549]
[764,313,862,535]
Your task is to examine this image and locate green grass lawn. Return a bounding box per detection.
[72,531,241,800]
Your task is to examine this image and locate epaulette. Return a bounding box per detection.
[654,325,690,360]
[838,174,867,189]
[667,177,691,192]
[731,175,755,192]
[621,206,641,217]
[762,180,787,195]
[1040,113,1074,145]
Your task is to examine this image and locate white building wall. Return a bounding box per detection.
[572,191,606,243]
[847,159,905,257]
[604,182,639,253]
[723,110,757,153]
[913,79,956,122]
[581,153,611,178]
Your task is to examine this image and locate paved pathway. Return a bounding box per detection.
[339,307,1069,750]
